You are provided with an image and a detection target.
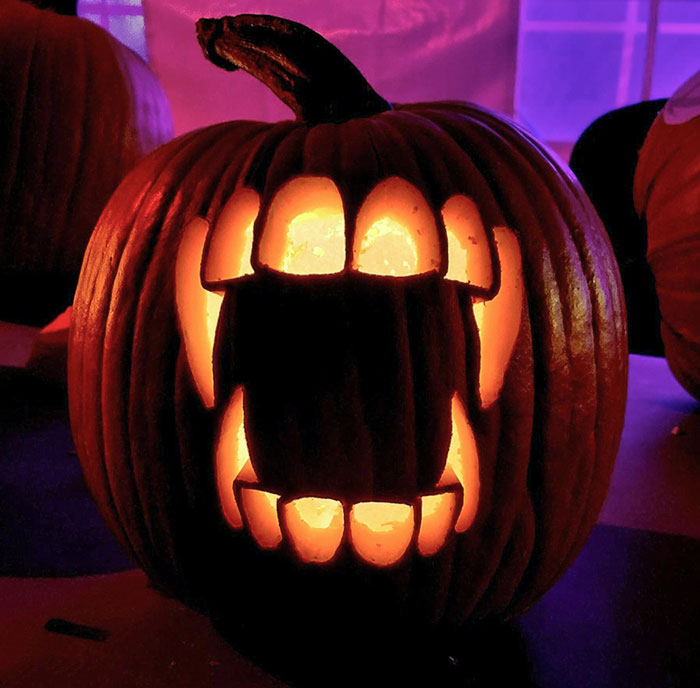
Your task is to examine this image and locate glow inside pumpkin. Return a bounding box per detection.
[176,177,524,566]
[259,177,345,274]
[352,177,441,276]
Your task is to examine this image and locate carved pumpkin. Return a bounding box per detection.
[0,0,173,325]
[68,15,627,640]
[635,78,700,401]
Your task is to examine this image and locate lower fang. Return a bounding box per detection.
[240,487,282,549]
[417,492,459,556]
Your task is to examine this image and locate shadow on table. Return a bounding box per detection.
[516,524,700,688]
[212,615,536,688]
[0,367,132,576]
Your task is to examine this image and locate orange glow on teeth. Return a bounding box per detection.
[348,502,414,566]
[215,387,255,529]
[417,492,459,556]
[440,393,480,532]
[240,488,282,550]
[282,497,345,563]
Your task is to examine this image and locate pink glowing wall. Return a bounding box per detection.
[142,0,520,136]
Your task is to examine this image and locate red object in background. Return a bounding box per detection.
[635,74,700,402]
[0,0,173,326]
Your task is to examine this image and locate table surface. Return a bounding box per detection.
[1,352,699,688]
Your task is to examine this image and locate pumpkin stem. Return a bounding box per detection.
[196,14,392,124]
[23,0,77,15]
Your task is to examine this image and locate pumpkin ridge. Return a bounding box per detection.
[1,0,173,320]
[52,20,97,274]
[413,107,603,615]
[71,175,164,569]
[243,121,299,188]
[260,125,309,193]
[200,122,274,231]
[500,119,625,591]
[383,109,535,619]
[480,128,600,608]
[459,306,535,622]
[475,497,537,617]
[84,130,226,575]
[539,159,626,596]
[1,6,41,270]
[301,121,339,176]
[477,118,622,610]
[101,195,177,572]
[389,283,418,494]
[249,123,310,271]
[518,151,597,589]
[123,127,261,577]
[339,117,383,265]
[398,107,506,299]
[375,110,455,274]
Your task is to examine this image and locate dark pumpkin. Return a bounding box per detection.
[68,14,627,650]
[0,0,173,324]
[635,94,700,402]
[570,100,667,356]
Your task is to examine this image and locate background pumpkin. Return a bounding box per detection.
[635,80,700,402]
[68,13,627,663]
[0,0,173,325]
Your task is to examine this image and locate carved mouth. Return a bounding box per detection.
[215,388,479,567]
[175,202,523,567]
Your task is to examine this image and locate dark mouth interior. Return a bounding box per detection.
[213,271,475,498]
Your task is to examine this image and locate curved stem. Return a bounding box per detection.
[196,14,392,124]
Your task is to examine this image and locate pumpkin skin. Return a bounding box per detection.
[68,14,627,641]
[569,100,666,356]
[635,88,700,401]
[0,0,173,324]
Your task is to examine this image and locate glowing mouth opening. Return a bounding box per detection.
[216,389,479,567]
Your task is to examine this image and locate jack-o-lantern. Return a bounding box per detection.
[68,15,627,643]
[0,0,173,325]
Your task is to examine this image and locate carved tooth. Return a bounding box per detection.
[175,216,224,409]
[440,393,480,533]
[417,490,460,556]
[474,226,523,408]
[349,501,415,566]
[442,194,493,287]
[282,497,345,563]
[239,487,282,550]
[203,188,258,283]
[215,386,256,529]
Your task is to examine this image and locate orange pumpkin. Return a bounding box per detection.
[635,83,700,401]
[0,0,172,324]
[68,14,627,646]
